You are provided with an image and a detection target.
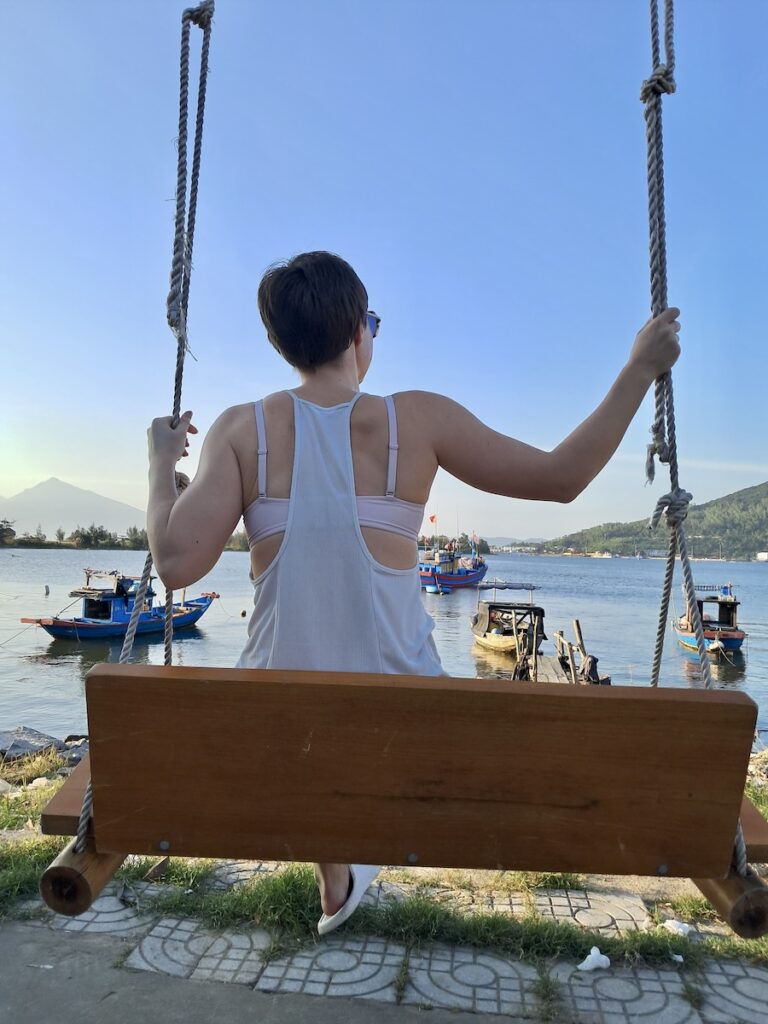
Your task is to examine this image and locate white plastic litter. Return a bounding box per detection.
[663,920,691,936]
[577,946,611,971]
[670,953,684,964]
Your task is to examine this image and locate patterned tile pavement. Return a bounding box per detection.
[403,942,540,1016]
[11,868,768,1022]
[534,887,650,934]
[126,916,273,984]
[16,881,164,937]
[698,958,768,1024]
[257,935,407,1002]
[550,960,703,1024]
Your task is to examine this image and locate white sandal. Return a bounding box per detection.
[317,864,382,936]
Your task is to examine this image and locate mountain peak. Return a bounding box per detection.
[0,478,145,536]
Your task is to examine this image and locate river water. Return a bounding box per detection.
[1,549,766,736]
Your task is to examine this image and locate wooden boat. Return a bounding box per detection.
[672,583,746,657]
[419,549,487,590]
[471,599,547,656]
[21,569,218,640]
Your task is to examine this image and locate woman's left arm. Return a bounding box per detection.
[147,407,244,589]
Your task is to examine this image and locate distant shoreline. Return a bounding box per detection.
[0,542,147,552]
[1,544,759,562]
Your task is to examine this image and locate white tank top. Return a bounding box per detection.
[236,392,445,675]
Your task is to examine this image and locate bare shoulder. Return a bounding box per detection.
[210,403,254,433]
[390,391,474,436]
[214,393,291,435]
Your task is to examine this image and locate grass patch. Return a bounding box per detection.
[116,856,215,890]
[681,979,704,1009]
[147,864,321,935]
[345,892,703,968]
[665,894,717,923]
[140,867,716,968]
[701,932,768,965]
[0,779,63,830]
[393,955,410,1003]
[0,749,68,786]
[379,868,583,895]
[0,836,67,917]
[496,871,583,893]
[3,838,767,970]
[531,964,566,1022]
[746,780,768,820]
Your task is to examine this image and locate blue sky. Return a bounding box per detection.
[2,0,767,539]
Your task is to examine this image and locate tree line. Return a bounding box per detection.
[0,520,149,550]
[1,519,492,555]
[539,480,768,560]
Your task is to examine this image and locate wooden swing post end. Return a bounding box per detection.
[694,870,768,940]
[40,836,126,917]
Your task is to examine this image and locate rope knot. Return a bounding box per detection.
[640,64,676,103]
[645,425,670,483]
[649,487,691,531]
[184,0,214,29]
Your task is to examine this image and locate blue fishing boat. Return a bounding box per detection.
[672,583,746,657]
[419,548,487,590]
[21,569,218,641]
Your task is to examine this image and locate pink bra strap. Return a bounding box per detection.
[384,395,398,497]
[254,400,267,498]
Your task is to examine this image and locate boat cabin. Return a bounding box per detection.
[683,583,740,631]
[69,570,156,623]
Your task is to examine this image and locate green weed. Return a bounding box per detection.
[0,750,68,786]
[0,780,63,830]
[0,836,66,917]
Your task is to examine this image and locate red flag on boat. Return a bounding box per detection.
[428,514,437,524]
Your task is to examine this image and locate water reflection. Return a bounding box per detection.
[22,628,207,676]
[678,648,747,687]
[470,644,519,681]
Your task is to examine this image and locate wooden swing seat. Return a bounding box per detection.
[41,663,764,878]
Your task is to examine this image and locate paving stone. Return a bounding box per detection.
[126,917,271,982]
[534,887,650,934]
[255,935,406,1002]
[550,960,703,1023]
[403,943,538,1015]
[205,859,281,891]
[699,958,768,1024]
[15,882,160,938]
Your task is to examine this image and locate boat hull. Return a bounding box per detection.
[472,633,519,655]
[673,623,745,654]
[419,565,487,589]
[32,597,215,641]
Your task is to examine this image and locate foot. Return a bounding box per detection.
[314,863,352,917]
[317,865,382,936]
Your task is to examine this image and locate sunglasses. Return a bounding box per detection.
[366,310,381,339]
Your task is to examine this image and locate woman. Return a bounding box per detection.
[147,250,680,933]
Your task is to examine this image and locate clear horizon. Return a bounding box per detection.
[3,1,767,536]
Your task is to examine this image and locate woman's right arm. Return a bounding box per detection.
[418,308,681,504]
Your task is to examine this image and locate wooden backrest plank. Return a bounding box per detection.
[39,754,90,837]
[82,664,756,877]
[742,795,768,863]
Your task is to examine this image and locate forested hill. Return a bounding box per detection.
[542,481,768,560]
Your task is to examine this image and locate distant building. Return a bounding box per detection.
[757,552,768,562]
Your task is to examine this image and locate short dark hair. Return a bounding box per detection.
[257,251,368,371]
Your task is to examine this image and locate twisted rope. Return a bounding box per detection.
[74,0,214,855]
[640,0,746,877]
